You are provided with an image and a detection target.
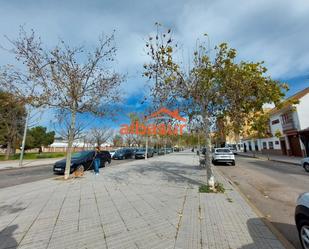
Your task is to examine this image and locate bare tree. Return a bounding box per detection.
[53,112,90,141]
[123,133,135,147]
[89,127,113,147]
[1,27,123,179]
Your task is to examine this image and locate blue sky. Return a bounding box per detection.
[0,0,308,133]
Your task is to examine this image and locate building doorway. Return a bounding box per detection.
[288,135,302,157]
[280,139,287,155]
[255,140,259,151]
[299,129,309,157]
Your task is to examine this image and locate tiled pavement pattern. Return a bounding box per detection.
[0,152,285,249]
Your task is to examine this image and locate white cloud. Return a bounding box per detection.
[1,0,309,96]
[176,0,309,78]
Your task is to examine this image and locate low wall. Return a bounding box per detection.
[261,149,283,156]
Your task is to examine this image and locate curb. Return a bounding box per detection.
[237,154,301,166]
[0,163,54,171]
[215,168,296,249]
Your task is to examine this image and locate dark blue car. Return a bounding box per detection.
[53,150,111,174]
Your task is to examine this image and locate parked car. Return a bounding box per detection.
[295,193,309,249]
[135,148,154,159]
[166,148,173,153]
[112,148,134,159]
[157,149,165,155]
[212,148,235,166]
[301,157,309,172]
[53,150,111,174]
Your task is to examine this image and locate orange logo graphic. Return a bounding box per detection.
[120,108,187,136]
[146,108,187,122]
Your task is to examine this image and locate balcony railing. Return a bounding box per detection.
[281,112,296,133]
[282,121,296,132]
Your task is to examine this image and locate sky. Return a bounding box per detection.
[0,0,308,133]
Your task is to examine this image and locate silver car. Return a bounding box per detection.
[301,157,309,172]
[295,193,309,249]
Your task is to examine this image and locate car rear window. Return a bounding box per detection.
[216,148,231,153]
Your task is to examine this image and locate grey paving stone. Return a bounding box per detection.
[0,152,286,249]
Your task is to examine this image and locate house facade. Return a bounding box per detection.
[242,87,309,157]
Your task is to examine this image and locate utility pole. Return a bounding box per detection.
[145,135,148,160]
[19,109,29,167]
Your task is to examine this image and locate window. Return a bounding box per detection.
[263,142,267,149]
[268,141,274,149]
[216,148,231,153]
[275,141,279,145]
[271,119,279,125]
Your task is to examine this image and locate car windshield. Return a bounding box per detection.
[216,149,231,153]
[71,151,92,158]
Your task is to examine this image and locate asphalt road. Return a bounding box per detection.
[216,155,309,249]
[0,158,135,189]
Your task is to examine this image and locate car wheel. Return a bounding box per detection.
[304,163,309,172]
[299,220,309,249]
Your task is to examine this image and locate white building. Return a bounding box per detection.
[44,138,112,152]
[243,87,309,157]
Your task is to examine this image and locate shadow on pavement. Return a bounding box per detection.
[271,221,301,249]
[0,203,26,216]
[108,160,205,186]
[0,224,18,249]
[240,218,300,249]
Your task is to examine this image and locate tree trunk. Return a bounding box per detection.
[64,110,76,180]
[5,141,12,160]
[203,113,215,189]
[19,111,29,167]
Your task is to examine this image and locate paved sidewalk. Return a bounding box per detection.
[0,152,286,249]
[237,152,302,166]
[0,158,61,170]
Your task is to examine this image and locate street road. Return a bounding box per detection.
[216,155,309,249]
[0,159,134,189]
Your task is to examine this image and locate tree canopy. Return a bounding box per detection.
[26,126,55,152]
[144,25,287,188]
[0,91,26,159]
